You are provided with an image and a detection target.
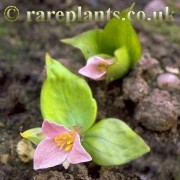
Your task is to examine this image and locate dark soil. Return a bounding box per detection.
[0,0,180,180]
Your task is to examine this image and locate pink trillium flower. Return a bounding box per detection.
[34,120,92,170]
[78,56,114,81]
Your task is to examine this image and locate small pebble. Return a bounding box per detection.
[0,154,10,164]
[0,122,5,129]
[157,73,180,89]
[135,89,178,131]
[123,76,149,102]
[144,0,166,17]
[165,66,179,75]
[16,139,34,163]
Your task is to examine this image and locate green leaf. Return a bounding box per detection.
[106,46,131,82]
[40,53,97,132]
[61,29,103,59]
[120,3,135,19]
[82,118,150,166]
[101,17,141,65]
[20,128,45,145]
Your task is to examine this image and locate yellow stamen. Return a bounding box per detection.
[65,144,73,151]
[54,131,75,151]
[98,62,108,72]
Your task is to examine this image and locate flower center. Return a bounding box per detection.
[98,62,108,72]
[54,131,75,151]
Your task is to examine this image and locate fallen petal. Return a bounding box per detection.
[34,138,69,170]
[67,132,92,164]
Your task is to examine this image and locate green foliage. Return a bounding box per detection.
[40,54,97,132]
[101,17,141,65]
[20,128,45,145]
[106,46,130,82]
[83,118,150,166]
[62,30,103,59]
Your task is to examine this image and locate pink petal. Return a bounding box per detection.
[42,120,70,138]
[87,56,113,66]
[79,56,114,80]
[67,132,92,164]
[79,65,106,80]
[34,138,69,170]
